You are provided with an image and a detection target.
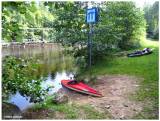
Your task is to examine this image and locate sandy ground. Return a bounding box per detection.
[61,75,143,119]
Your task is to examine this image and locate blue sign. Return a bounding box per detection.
[86,7,99,23]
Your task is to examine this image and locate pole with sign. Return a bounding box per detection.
[86,7,99,68]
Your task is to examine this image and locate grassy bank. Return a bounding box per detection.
[88,38,159,119]
[23,39,158,119]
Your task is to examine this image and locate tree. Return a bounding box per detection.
[99,2,146,50]
[2,1,54,42]
[45,1,146,65]
[2,1,146,63]
[144,1,159,39]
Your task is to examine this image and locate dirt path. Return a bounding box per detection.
[61,75,143,119]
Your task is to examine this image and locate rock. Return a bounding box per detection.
[100,102,104,105]
[123,104,128,107]
[133,109,136,111]
[52,91,69,104]
[119,115,125,119]
[2,102,22,119]
[105,105,111,109]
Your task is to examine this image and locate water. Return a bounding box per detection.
[9,71,74,110]
[9,92,34,111]
[42,72,74,94]
[2,43,77,110]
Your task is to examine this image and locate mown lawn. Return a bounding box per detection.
[89,38,159,119]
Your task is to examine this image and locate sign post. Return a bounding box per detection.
[86,7,99,68]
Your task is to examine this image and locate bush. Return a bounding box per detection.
[2,56,48,102]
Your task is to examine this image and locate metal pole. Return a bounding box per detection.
[89,24,93,68]
[87,25,90,67]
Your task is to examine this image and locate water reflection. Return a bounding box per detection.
[3,43,76,110]
[8,71,74,111]
[41,71,74,95]
[9,92,34,111]
[2,43,61,58]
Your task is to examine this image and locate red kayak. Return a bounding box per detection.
[61,80,102,97]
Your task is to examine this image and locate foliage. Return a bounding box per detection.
[100,2,146,50]
[144,2,159,39]
[45,1,146,66]
[2,1,146,64]
[2,56,48,102]
[45,2,86,44]
[2,1,54,42]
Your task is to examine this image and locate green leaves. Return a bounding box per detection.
[101,2,146,50]
[2,1,54,42]
[2,56,46,101]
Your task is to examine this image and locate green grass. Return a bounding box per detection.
[87,39,159,119]
[140,38,159,48]
[27,96,108,119]
[79,104,110,119]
